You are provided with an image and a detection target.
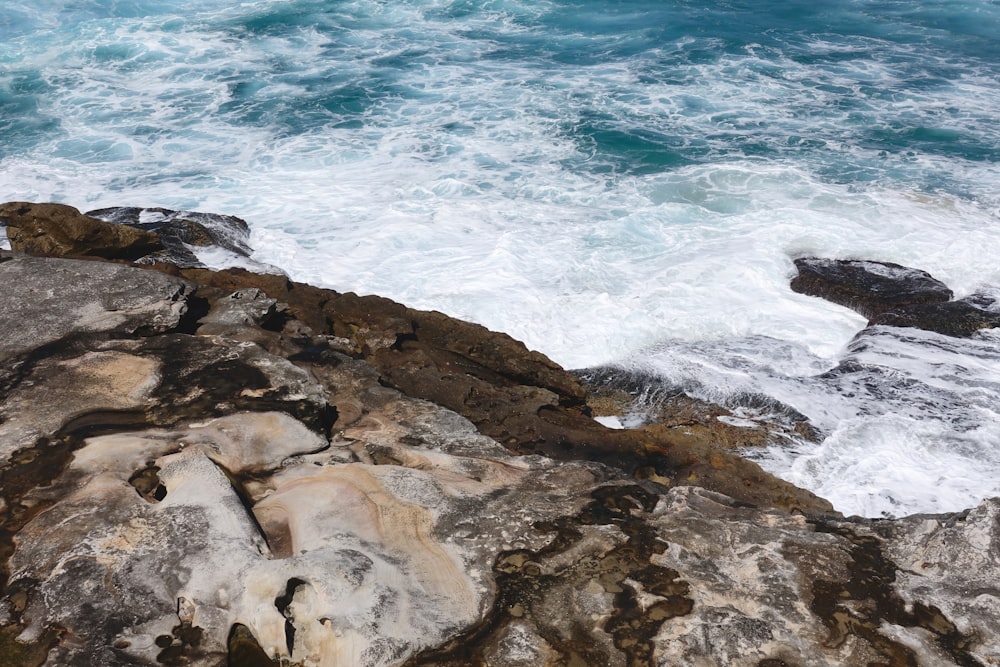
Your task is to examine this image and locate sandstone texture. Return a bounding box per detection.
[0,207,998,666]
[0,202,163,261]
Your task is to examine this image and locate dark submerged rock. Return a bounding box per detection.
[790,257,953,319]
[792,256,999,337]
[872,300,1000,337]
[87,206,254,268]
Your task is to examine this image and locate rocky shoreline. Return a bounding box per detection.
[1,202,998,666]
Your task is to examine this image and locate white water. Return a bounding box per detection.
[624,323,1000,518]
[3,0,1000,517]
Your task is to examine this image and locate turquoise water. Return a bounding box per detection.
[4,1,999,185]
[2,0,1000,517]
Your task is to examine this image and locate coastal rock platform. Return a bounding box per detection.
[1,204,998,666]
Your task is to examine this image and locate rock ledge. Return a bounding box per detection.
[1,205,998,666]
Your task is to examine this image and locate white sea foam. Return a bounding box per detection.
[593,415,625,430]
[775,415,1000,519]
[625,326,1000,517]
[190,245,284,275]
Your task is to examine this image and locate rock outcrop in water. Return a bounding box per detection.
[1,204,999,666]
[87,206,257,269]
[791,256,1000,337]
[0,201,259,270]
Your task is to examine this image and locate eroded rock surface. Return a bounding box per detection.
[170,267,829,515]
[1,215,998,666]
[0,252,189,361]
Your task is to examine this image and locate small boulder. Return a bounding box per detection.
[790,257,952,319]
[0,202,163,261]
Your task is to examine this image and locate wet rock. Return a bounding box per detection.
[871,300,1000,337]
[204,283,827,514]
[0,202,163,261]
[313,290,586,404]
[791,257,1000,338]
[87,206,254,268]
[577,365,822,446]
[959,287,1000,313]
[790,257,953,319]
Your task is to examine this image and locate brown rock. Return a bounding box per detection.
[0,203,831,514]
[0,202,162,261]
[578,366,823,446]
[172,265,830,513]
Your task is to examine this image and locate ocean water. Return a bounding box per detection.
[2,0,999,517]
